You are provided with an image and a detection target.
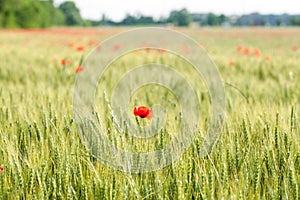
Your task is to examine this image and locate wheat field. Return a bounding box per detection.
[0,27,299,199]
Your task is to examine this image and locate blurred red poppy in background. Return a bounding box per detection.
[228,61,235,66]
[75,66,84,73]
[76,46,85,52]
[237,45,243,52]
[61,58,71,65]
[243,48,250,55]
[292,46,298,52]
[253,48,261,57]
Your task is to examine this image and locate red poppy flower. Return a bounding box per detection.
[265,56,271,62]
[61,58,66,65]
[61,58,71,65]
[75,66,84,73]
[237,45,243,52]
[292,46,298,52]
[76,46,85,52]
[134,106,152,119]
[253,48,261,57]
[0,167,3,171]
[243,48,250,55]
[228,61,235,66]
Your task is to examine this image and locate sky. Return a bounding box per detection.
[54,0,300,21]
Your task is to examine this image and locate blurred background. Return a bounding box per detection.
[0,0,299,28]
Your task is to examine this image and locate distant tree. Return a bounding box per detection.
[1,11,17,28]
[100,14,107,24]
[0,0,66,28]
[59,1,83,26]
[43,1,65,26]
[276,18,282,26]
[0,0,22,27]
[206,13,219,26]
[218,14,227,25]
[290,16,300,26]
[138,16,154,25]
[168,8,192,26]
[16,1,52,28]
[121,14,138,25]
[51,7,66,26]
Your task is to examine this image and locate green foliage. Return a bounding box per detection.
[15,1,49,28]
[119,14,155,26]
[168,8,192,26]
[44,1,66,26]
[0,0,20,27]
[58,1,83,26]
[290,16,300,26]
[201,13,229,26]
[207,13,219,26]
[121,14,137,25]
[0,0,67,28]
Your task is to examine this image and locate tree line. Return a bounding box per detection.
[0,0,84,28]
[101,10,300,27]
[0,0,299,28]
